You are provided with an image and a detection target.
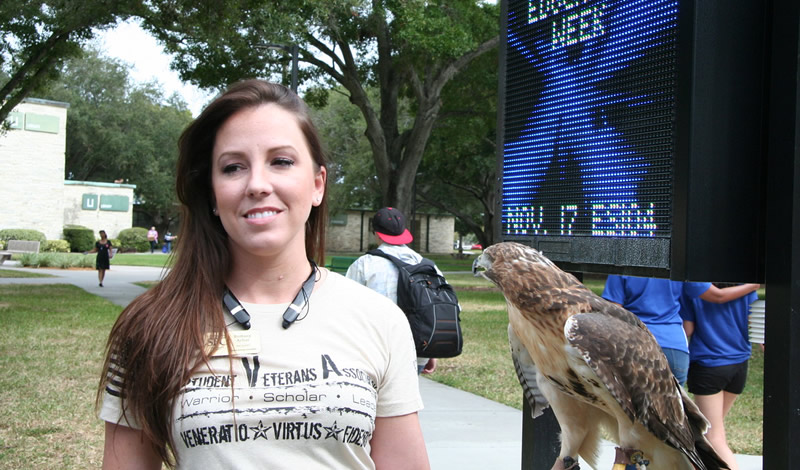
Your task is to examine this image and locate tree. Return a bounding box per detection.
[416,47,498,247]
[0,0,139,125]
[139,0,499,216]
[311,87,381,215]
[41,47,193,230]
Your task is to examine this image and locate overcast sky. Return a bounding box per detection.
[95,19,215,116]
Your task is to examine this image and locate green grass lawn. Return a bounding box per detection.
[0,269,54,278]
[110,252,174,267]
[0,285,119,468]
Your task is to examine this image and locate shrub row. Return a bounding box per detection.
[18,252,96,269]
[0,227,154,253]
[0,229,46,244]
[118,227,150,253]
[41,240,71,253]
[63,225,95,252]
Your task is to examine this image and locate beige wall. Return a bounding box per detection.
[326,209,454,254]
[0,99,136,241]
[0,100,68,239]
[327,211,371,252]
[412,213,455,254]
[62,182,136,239]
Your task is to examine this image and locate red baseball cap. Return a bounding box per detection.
[372,207,413,245]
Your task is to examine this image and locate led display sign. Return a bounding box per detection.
[498,0,767,280]
[503,0,676,238]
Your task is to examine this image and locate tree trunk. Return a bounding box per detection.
[304,25,498,219]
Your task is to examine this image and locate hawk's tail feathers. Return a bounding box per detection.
[508,324,550,418]
[682,392,731,470]
[693,438,731,470]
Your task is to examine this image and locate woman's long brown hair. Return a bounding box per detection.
[97,80,329,466]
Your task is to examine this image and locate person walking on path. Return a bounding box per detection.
[84,230,112,287]
[147,226,158,254]
[346,207,439,375]
[97,80,429,469]
[680,283,760,470]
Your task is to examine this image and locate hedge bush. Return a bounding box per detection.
[0,229,46,243]
[41,239,71,253]
[62,225,95,253]
[118,227,150,252]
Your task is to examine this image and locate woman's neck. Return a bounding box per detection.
[225,256,315,304]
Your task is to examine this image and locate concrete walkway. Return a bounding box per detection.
[0,262,763,469]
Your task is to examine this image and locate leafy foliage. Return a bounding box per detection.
[40,48,193,228]
[139,0,499,215]
[118,227,150,252]
[417,48,498,246]
[311,87,380,213]
[0,228,46,243]
[0,0,141,123]
[41,239,71,253]
[62,225,94,252]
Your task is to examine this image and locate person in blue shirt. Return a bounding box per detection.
[679,283,760,470]
[602,275,759,385]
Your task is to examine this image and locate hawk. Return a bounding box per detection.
[473,242,729,470]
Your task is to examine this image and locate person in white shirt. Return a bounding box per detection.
[97,80,429,470]
[346,207,439,375]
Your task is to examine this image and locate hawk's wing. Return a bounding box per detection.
[565,311,709,468]
[508,323,550,418]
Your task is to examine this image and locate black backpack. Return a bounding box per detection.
[367,249,463,358]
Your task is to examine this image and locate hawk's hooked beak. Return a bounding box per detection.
[472,253,488,277]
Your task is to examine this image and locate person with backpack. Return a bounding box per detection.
[347,207,462,375]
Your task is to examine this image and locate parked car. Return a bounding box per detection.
[471,243,483,250]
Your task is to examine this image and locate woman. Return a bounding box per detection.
[147,226,158,254]
[97,80,429,469]
[680,283,760,470]
[86,230,112,287]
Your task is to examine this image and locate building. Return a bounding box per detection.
[0,98,135,240]
[327,209,454,254]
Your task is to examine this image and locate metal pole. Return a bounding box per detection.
[763,0,800,466]
[521,404,561,469]
[290,44,299,93]
[259,43,298,92]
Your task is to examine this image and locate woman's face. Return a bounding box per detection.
[211,103,326,262]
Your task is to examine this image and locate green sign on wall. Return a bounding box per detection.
[6,111,23,129]
[99,195,129,212]
[24,113,60,134]
[82,194,98,210]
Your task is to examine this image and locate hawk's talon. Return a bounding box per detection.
[631,451,649,469]
[563,456,580,470]
[550,456,580,470]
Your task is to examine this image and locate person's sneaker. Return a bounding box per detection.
[99,283,103,287]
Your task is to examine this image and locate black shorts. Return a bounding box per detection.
[687,360,748,395]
